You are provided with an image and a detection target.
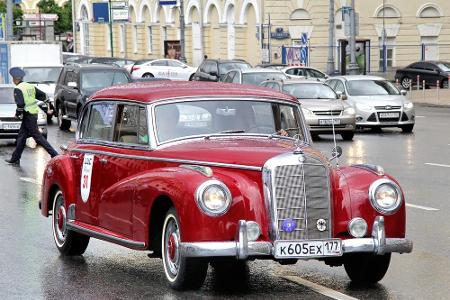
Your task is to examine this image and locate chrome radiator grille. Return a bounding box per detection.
[272,157,331,241]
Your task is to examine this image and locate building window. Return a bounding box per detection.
[120,24,126,53]
[376,5,401,18]
[290,9,311,20]
[379,37,395,69]
[418,5,442,18]
[133,25,138,53]
[147,26,153,53]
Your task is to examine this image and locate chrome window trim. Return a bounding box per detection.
[262,152,332,241]
[70,147,262,171]
[148,96,311,148]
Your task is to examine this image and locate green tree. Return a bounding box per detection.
[37,0,72,34]
[0,1,24,35]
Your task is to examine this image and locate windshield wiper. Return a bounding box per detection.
[220,129,246,134]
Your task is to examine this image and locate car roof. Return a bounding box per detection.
[91,81,298,104]
[208,59,249,64]
[330,75,386,81]
[65,63,125,70]
[240,68,284,74]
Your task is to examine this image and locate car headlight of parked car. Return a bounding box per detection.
[344,107,356,115]
[403,102,414,110]
[356,103,373,111]
[195,180,232,216]
[368,179,403,215]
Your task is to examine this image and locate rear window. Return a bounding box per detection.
[219,62,251,75]
[242,72,287,86]
[81,71,130,91]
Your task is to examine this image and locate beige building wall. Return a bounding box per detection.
[73,0,450,74]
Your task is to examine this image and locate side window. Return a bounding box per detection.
[272,83,282,91]
[232,72,240,83]
[285,68,296,75]
[114,104,149,145]
[203,62,212,74]
[335,81,345,94]
[78,105,91,140]
[64,71,75,85]
[84,103,115,141]
[224,72,235,83]
[210,62,219,74]
[199,62,207,73]
[307,69,325,78]
[151,60,168,66]
[326,80,337,89]
[168,60,183,68]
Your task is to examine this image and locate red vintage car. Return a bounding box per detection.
[40,81,412,290]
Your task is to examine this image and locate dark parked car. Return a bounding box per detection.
[395,61,450,89]
[89,57,136,68]
[54,64,132,130]
[192,59,251,82]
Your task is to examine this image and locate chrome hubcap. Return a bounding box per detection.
[163,217,180,278]
[53,194,67,246]
[402,78,411,88]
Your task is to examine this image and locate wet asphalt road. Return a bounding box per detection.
[0,105,449,299]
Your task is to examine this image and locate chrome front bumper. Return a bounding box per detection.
[180,217,413,259]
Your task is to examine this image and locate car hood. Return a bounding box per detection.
[154,137,328,169]
[35,83,56,98]
[299,98,346,111]
[348,95,407,105]
[0,104,17,118]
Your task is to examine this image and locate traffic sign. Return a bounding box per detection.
[159,1,177,5]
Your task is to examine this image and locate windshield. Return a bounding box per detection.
[346,80,400,96]
[219,62,251,75]
[438,63,450,72]
[283,83,337,99]
[81,71,130,91]
[242,72,288,86]
[0,87,15,104]
[23,67,62,84]
[154,100,304,143]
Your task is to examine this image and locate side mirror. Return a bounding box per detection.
[210,71,218,78]
[400,90,407,96]
[67,81,78,89]
[331,146,343,159]
[336,91,347,100]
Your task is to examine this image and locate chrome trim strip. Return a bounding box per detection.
[70,148,262,171]
[66,221,146,250]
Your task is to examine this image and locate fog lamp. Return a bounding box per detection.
[246,221,261,241]
[348,217,368,238]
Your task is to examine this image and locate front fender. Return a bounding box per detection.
[133,166,267,244]
[41,155,77,217]
[334,166,406,238]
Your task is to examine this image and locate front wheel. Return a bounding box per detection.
[344,253,391,285]
[401,124,414,133]
[52,190,90,255]
[401,77,411,89]
[142,73,154,78]
[162,208,208,290]
[57,106,71,131]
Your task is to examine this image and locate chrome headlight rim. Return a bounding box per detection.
[195,180,232,217]
[368,178,403,215]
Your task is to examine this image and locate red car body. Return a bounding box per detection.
[40,81,412,290]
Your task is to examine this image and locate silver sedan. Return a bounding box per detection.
[326,76,415,132]
[260,80,356,140]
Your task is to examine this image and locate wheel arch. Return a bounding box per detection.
[148,195,174,256]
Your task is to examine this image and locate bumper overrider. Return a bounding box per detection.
[180,216,413,259]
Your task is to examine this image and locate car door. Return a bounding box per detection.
[71,102,116,226]
[150,59,169,78]
[167,60,185,80]
[62,70,79,118]
[97,103,149,237]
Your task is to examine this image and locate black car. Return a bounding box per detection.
[395,61,450,89]
[89,57,136,68]
[54,64,132,130]
[192,59,251,82]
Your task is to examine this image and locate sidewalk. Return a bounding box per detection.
[406,88,450,107]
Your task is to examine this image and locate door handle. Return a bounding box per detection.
[99,158,108,164]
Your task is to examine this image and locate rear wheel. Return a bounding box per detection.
[162,207,208,290]
[344,253,391,285]
[401,77,411,89]
[401,124,414,133]
[341,132,354,141]
[57,106,71,131]
[142,73,154,78]
[52,190,90,255]
[441,79,449,89]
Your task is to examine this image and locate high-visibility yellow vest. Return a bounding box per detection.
[17,82,39,114]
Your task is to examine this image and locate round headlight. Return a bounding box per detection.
[369,179,403,215]
[348,218,368,238]
[195,180,232,217]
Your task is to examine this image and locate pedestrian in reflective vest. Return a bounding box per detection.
[4,67,58,165]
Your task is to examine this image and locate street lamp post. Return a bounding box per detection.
[109,0,114,57]
[381,0,387,73]
[6,0,13,40]
[347,0,359,75]
[179,0,186,62]
[327,0,335,75]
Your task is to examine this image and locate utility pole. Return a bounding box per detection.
[109,0,114,57]
[6,0,13,40]
[381,0,387,72]
[179,0,186,62]
[326,0,335,75]
[72,0,76,52]
[347,0,359,75]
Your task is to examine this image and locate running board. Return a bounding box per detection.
[66,221,146,250]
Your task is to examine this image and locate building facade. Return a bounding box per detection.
[72,0,450,73]
[20,0,69,13]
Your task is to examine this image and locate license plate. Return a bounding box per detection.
[379,112,400,118]
[2,123,20,130]
[319,119,341,125]
[274,239,342,258]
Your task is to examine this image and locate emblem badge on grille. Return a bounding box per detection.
[385,105,392,110]
[281,218,297,233]
[316,219,327,231]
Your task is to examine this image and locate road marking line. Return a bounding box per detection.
[425,163,450,168]
[406,203,439,211]
[20,177,41,185]
[282,276,359,300]
[415,115,426,118]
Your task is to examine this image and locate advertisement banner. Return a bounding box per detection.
[0,43,10,83]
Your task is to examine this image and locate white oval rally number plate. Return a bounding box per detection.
[274,239,342,258]
[80,154,94,203]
